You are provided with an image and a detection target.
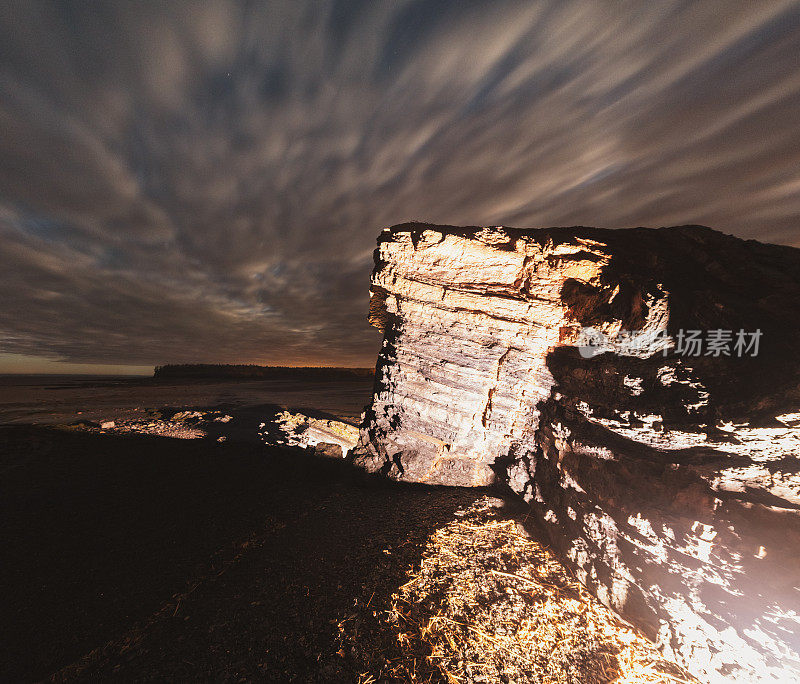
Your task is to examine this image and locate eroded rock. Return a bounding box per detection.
[261,410,359,458]
[352,222,800,682]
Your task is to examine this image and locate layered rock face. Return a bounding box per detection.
[352,223,800,682]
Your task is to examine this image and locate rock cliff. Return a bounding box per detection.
[352,222,800,682]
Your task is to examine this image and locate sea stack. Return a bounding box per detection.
[353,222,800,682]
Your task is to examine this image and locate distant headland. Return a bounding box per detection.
[152,364,374,381]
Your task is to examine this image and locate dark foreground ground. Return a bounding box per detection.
[1,423,481,682]
[0,374,481,681]
[0,377,689,683]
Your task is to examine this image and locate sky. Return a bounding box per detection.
[1,1,799,374]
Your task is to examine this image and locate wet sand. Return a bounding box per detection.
[0,374,375,426]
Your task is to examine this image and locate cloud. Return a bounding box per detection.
[0,0,798,367]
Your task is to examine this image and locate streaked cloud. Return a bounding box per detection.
[0,0,798,369]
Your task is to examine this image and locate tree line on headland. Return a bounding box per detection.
[152,364,374,381]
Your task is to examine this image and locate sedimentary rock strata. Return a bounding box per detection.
[352,222,800,682]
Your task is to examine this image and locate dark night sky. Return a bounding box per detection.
[1,1,799,373]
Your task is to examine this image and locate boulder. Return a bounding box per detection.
[260,410,359,458]
[352,222,800,681]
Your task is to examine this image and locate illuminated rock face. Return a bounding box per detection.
[353,223,800,682]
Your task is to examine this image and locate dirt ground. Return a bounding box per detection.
[0,376,692,683]
[1,423,482,682]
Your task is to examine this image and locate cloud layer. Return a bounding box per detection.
[1,0,799,368]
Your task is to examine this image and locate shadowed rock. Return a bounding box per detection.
[352,222,800,682]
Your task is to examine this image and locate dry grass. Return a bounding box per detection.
[355,496,695,684]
